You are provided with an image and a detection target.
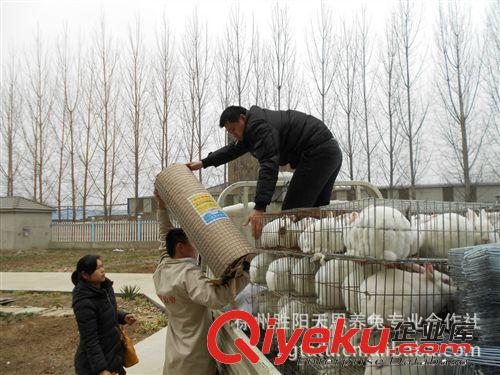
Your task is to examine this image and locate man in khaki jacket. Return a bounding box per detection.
[153,193,249,375]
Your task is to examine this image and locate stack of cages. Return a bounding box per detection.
[248,198,499,375]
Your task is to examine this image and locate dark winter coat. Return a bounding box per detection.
[202,105,334,210]
[72,278,127,375]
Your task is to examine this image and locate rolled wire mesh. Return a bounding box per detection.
[155,164,255,278]
[448,244,500,374]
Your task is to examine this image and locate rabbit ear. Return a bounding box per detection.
[480,209,488,222]
[425,264,434,278]
[441,273,451,285]
[411,263,426,274]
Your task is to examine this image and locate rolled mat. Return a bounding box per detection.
[155,164,255,279]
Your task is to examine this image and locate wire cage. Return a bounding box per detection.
[254,199,499,259]
[246,198,498,374]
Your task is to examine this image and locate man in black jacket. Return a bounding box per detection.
[187,105,342,239]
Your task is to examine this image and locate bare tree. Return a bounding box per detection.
[482,0,500,182]
[484,0,500,113]
[227,4,254,106]
[24,29,54,202]
[55,26,82,220]
[108,106,125,216]
[306,2,337,125]
[270,3,296,110]
[152,15,176,174]
[215,28,233,184]
[79,52,97,220]
[250,30,272,108]
[93,16,119,217]
[180,10,212,183]
[357,6,378,182]
[1,55,22,196]
[435,1,486,201]
[221,5,259,184]
[374,12,404,197]
[124,17,150,201]
[53,95,67,220]
[394,0,428,199]
[335,20,360,180]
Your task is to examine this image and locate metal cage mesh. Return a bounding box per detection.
[246,198,499,374]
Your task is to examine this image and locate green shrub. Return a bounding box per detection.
[120,285,141,300]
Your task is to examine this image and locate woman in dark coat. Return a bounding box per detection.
[72,255,137,375]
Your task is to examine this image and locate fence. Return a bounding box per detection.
[51,220,159,242]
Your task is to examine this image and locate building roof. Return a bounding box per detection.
[378,182,500,190]
[0,196,55,212]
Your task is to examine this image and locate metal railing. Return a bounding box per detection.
[216,179,383,209]
[51,219,158,242]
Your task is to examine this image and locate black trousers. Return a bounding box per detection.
[282,138,342,210]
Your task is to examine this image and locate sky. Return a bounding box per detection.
[3,0,490,60]
[2,0,491,96]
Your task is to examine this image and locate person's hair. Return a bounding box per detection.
[166,228,188,257]
[219,106,247,128]
[71,254,101,285]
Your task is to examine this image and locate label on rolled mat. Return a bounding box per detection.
[188,193,228,225]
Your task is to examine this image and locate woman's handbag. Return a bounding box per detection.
[119,325,139,367]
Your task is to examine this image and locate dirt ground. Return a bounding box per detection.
[0,291,167,375]
[0,248,159,273]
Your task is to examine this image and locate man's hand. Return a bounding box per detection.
[99,371,112,375]
[153,189,166,209]
[186,161,203,171]
[243,209,264,240]
[124,314,137,325]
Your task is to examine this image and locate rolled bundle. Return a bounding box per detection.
[155,164,255,278]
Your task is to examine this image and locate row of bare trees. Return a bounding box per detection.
[1,1,498,219]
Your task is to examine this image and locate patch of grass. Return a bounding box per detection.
[157,314,168,327]
[0,248,159,273]
[0,311,36,323]
[138,313,168,334]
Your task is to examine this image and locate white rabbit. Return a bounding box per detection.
[419,212,476,258]
[260,216,298,248]
[487,211,500,233]
[250,252,282,284]
[467,209,498,244]
[409,214,434,256]
[295,217,318,251]
[358,265,456,323]
[266,257,300,292]
[222,202,255,217]
[278,299,319,339]
[291,257,321,296]
[299,213,356,254]
[315,259,358,309]
[345,206,413,261]
[342,262,384,313]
